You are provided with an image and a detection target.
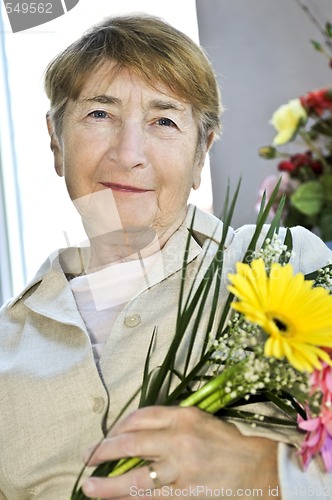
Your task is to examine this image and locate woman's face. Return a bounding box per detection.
[50,62,208,245]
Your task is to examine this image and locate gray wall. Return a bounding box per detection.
[196,0,332,228]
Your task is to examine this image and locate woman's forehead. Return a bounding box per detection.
[77,60,190,107]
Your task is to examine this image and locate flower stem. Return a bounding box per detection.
[178,359,248,409]
[178,371,229,407]
[109,457,144,477]
[198,389,230,411]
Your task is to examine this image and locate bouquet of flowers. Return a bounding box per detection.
[70,183,332,500]
[258,15,332,242]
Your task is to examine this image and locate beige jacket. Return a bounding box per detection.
[0,206,331,499]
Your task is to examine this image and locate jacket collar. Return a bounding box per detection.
[8,205,231,316]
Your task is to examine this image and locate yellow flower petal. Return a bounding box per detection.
[229,258,332,372]
[271,98,307,145]
[286,348,317,373]
[228,259,268,308]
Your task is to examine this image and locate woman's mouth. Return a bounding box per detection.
[101,182,151,193]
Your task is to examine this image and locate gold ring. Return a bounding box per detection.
[148,464,162,489]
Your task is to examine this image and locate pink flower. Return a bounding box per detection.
[311,362,332,396]
[255,173,299,216]
[299,409,332,471]
[298,360,332,471]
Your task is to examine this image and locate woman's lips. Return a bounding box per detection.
[101,182,151,193]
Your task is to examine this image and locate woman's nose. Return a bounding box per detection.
[109,122,148,170]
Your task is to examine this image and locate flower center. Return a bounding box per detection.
[273,318,288,332]
[267,312,294,337]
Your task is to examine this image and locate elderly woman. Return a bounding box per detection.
[0,14,331,500]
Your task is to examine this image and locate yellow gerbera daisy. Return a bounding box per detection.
[227,259,332,372]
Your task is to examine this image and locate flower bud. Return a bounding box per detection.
[258,146,278,159]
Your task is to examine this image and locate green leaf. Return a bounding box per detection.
[263,193,286,242]
[290,181,324,215]
[176,207,197,331]
[216,408,297,427]
[310,39,323,51]
[319,209,332,241]
[321,175,332,202]
[306,262,332,281]
[242,177,284,261]
[325,21,332,38]
[264,390,306,420]
[138,328,158,407]
[279,228,293,265]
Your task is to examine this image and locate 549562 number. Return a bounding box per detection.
[5,3,53,14]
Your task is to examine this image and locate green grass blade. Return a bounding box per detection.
[263,194,286,242]
[279,228,293,264]
[138,327,158,407]
[242,177,283,263]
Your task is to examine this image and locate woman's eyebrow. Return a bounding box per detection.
[77,95,187,113]
[148,99,186,113]
[79,95,121,105]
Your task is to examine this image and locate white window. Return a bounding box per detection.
[0,0,212,302]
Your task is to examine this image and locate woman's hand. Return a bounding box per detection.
[82,406,279,499]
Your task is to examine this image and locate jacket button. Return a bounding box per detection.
[124,314,141,328]
[92,397,105,414]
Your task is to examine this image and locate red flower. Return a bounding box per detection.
[300,88,332,116]
[278,160,295,173]
[292,153,311,168]
[277,151,323,175]
[310,160,323,175]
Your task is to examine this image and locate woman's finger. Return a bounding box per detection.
[82,462,176,499]
[85,429,171,465]
[108,406,178,437]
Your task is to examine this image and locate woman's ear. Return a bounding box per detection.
[206,131,215,153]
[192,161,204,191]
[46,113,64,177]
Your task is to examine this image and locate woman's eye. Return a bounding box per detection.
[157,118,175,127]
[89,110,108,119]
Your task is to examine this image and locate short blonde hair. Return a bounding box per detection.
[44,15,222,145]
